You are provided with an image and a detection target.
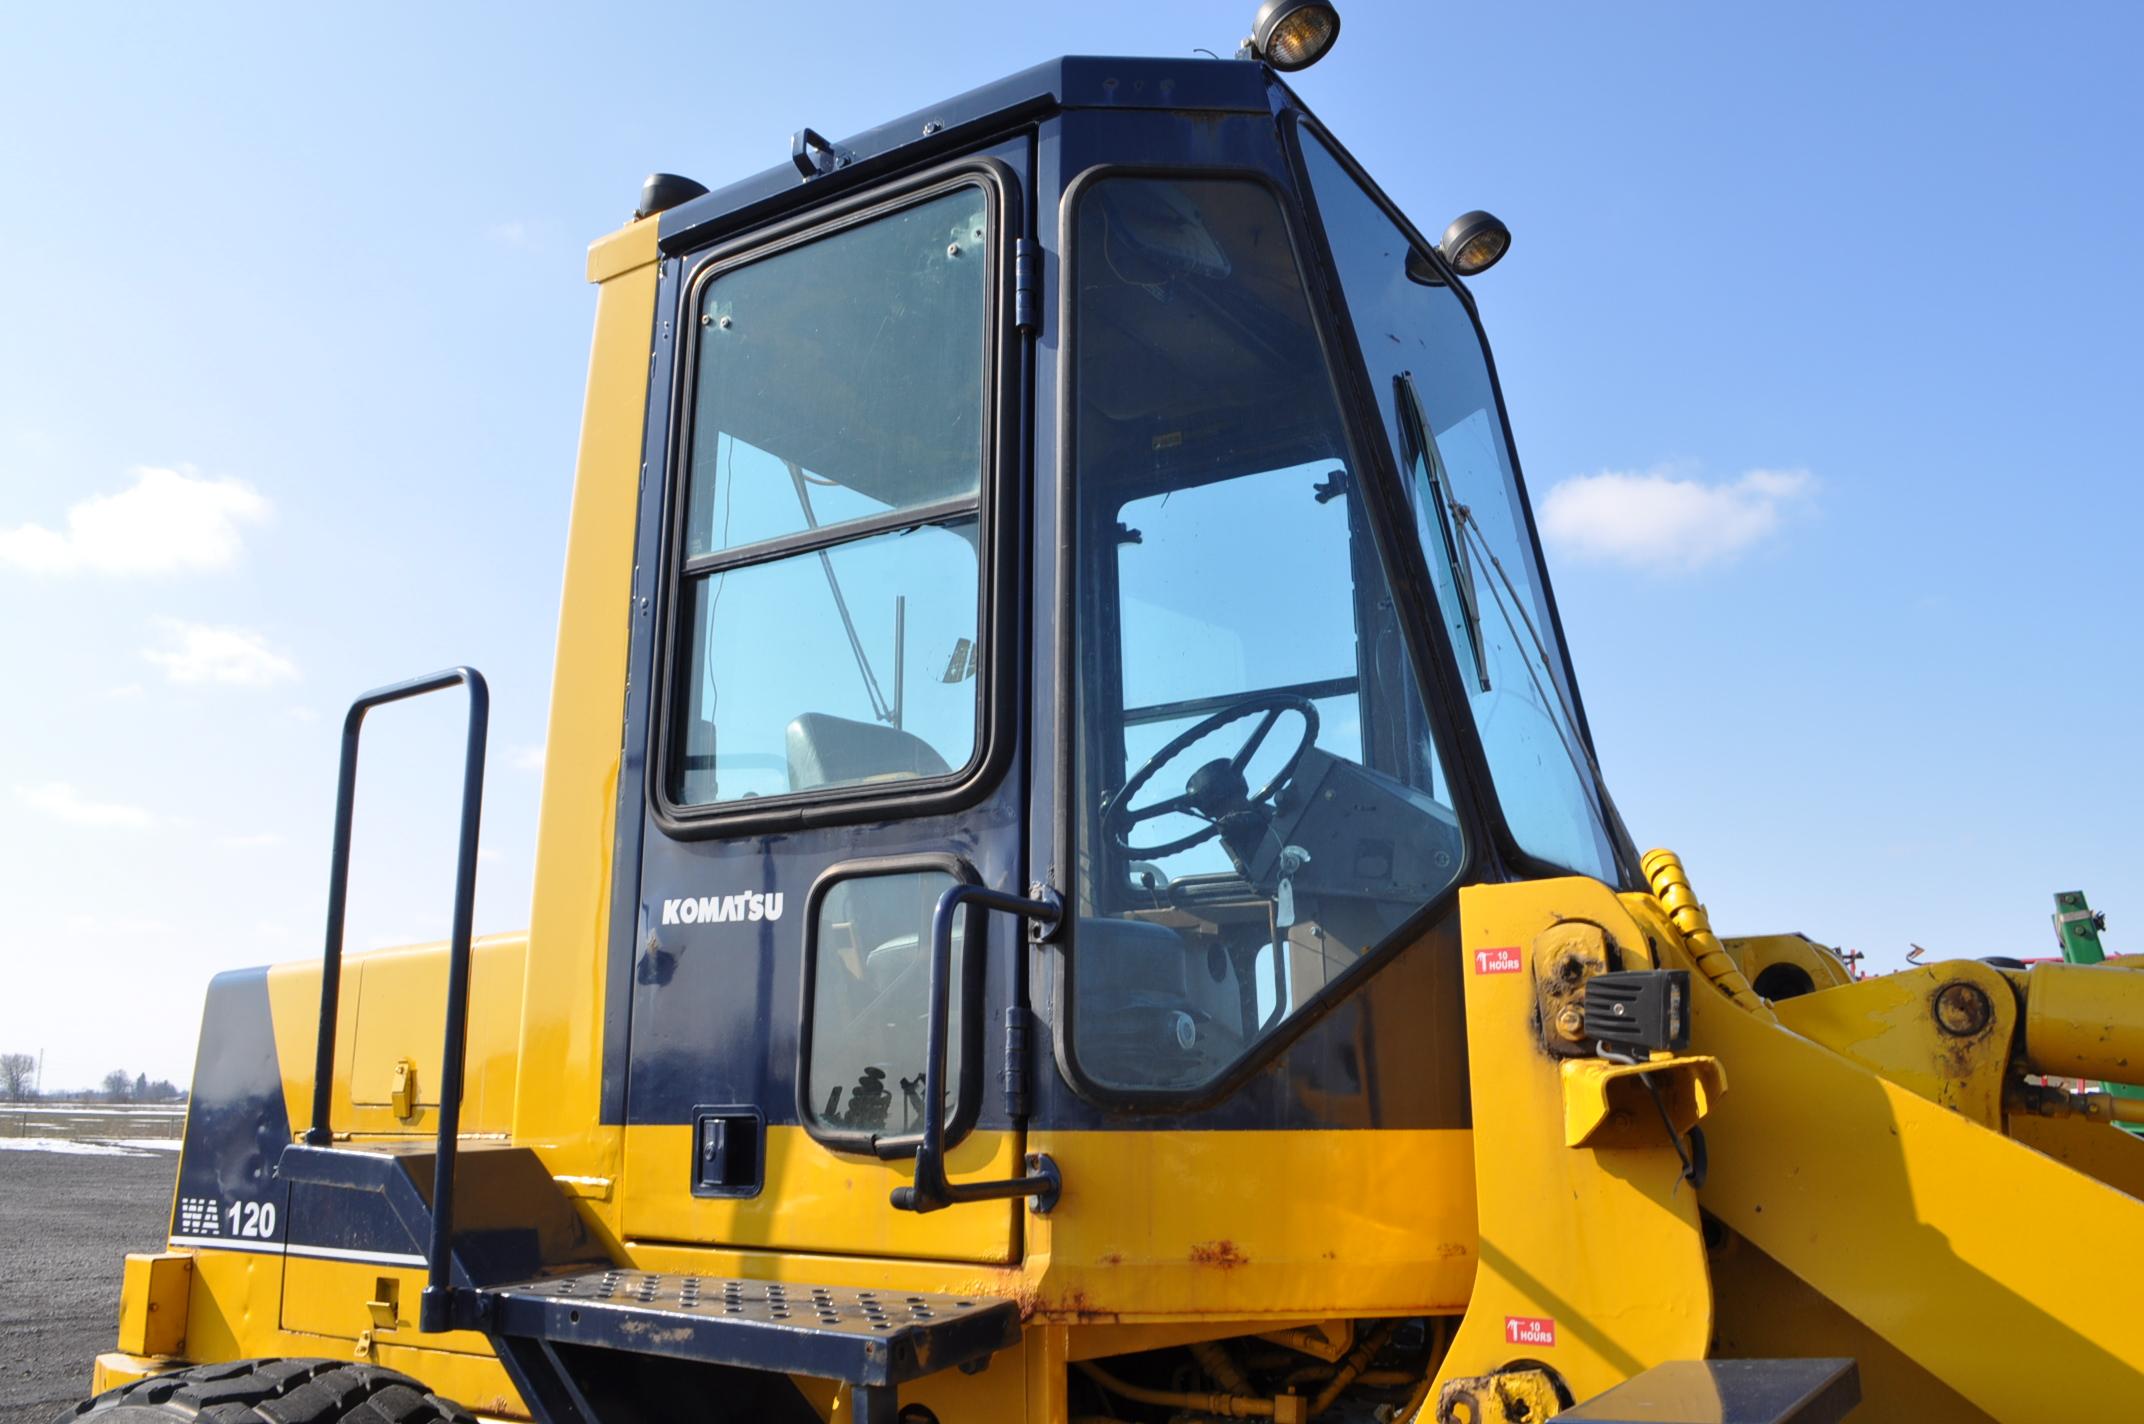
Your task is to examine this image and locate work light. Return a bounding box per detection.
[1438,209,1512,276]
[1243,0,1341,72]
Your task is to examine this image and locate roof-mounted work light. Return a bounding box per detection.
[1240,0,1342,72]
[1438,209,1512,276]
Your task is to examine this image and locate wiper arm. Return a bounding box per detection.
[1397,373,1490,691]
[1448,498,1640,863]
[787,460,895,726]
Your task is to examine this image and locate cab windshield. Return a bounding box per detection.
[1297,128,1622,884]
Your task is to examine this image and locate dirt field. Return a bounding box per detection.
[0,1148,176,1424]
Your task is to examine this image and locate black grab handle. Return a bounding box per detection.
[890,882,1063,1216]
[302,666,489,1334]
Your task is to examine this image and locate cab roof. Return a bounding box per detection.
[654,56,1284,255]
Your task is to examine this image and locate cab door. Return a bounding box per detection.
[616,142,1032,1264]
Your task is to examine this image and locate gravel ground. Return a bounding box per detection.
[0,1150,174,1424]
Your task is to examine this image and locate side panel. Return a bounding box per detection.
[510,220,665,1238]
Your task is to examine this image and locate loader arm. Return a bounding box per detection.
[1634,890,2144,1418]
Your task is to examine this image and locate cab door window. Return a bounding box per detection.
[666,184,993,812]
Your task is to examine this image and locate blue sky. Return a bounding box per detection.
[2,1,2138,1089]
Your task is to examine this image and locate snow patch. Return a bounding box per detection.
[0,1137,153,1157]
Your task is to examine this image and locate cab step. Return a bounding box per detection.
[482,1270,1020,1424]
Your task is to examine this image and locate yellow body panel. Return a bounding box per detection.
[346,939,525,1119]
[505,215,661,1248]
[260,935,527,1142]
[278,1258,493,1359]
[117,1253,192,1357]
[176,1248,526,1415]
[620,1124,1023,1263]
[1024,1127,1476,1322]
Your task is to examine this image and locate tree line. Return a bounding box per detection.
[0,1052,184,1102]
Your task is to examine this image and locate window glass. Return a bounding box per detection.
[1069,175,1464,1096]
[806,870,966,1138]
[673,522,980,805]
[685,188,989,556]
[667,183,991,811]
[1298,130,1619,882]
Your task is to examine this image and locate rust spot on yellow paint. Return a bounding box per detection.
[1097,1252,1123,1266]
[1189,1239,1248,1269]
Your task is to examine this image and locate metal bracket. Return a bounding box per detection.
[389,1057,418,1122]
[790,126,854,180]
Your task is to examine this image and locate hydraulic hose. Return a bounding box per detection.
[1193,1339,1259,1396]
[1076,1361,1281,1419]
[1641,848,1776,1021]
[1310,1318,1401,1417]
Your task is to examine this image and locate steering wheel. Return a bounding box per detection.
[1102,693,1319,858]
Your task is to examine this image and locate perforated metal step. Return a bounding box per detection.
[483,1270,1020,1388]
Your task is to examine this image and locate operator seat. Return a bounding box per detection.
[786,712,950,793]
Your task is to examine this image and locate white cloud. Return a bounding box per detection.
[477,847,504,865]
[0,466,268,575]
[216,832,284,849]
[14,782,156,830]
[1538,466,1814,570]
[511,743,546,772]
[105,683,145,700]
[143,618,299,687]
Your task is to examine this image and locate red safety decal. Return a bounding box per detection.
[1473,946,1523,975]
[1503,1315,1557,1347]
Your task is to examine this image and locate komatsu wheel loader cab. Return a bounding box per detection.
[77,7,2144,1424]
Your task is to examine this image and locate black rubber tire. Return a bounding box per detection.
[54,1359,477,1424]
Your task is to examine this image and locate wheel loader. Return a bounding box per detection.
[63,5,2144,1421]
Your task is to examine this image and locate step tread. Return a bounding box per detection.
[483,1270,1020,1387]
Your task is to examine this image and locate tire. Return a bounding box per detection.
[54,1359,477,1424]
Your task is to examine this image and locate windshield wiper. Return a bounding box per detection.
[1397,373,1490,692]
[787,460,897,727]
[1446,495,1639,862]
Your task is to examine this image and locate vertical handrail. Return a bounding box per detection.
[889,882,1063,1215]
[301,666,489,1333]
